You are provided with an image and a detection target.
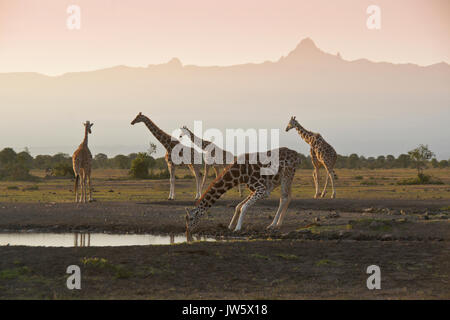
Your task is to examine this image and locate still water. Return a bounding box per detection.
[0,232,215,247]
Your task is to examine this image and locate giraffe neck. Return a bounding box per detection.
[82,127,89,147]
[141,115,174,150]
[185,128,212,150]
[294,122,314,144]
[196,167,240,212]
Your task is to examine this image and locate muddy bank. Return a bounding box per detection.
[0,200,448,240]
[0,240,448,299]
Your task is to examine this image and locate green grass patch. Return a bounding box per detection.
[350,219,393,232]
[397,174,444,185]
[22,185,39,191]
[298,224,352,234]
[81,257,133,279]
[250,253,270,260]
[360,180,378,186]
[276,254,299,261]
[6,185,19,190]
[0,266,31,280]
[316,259,337,267]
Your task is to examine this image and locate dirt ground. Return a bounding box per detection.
[0,199,449,299]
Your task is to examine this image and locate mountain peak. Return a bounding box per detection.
[167,57,182,67]
[295,37,318,50]
[282,37,326,63]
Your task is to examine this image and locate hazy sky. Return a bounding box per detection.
[0,0,449,75]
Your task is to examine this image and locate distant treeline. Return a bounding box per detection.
[0,147,449,181]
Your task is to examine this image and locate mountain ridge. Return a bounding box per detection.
[1,38,449,78]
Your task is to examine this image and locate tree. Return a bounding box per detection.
[112,154,130,169]
[148,142,157,157]
[0,148,17,167]
[347,153,359,169]
[396,154,410,168]
[129,153,152,179]
[408,144,434,176]
[94,153,108,168]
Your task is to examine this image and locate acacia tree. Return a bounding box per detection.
[408,144,434,176]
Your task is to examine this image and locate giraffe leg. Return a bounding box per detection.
[167,162,175,200]
[83,174,88,203]
[189,165,202,200]
[229,194,252,230]
[311,149,321,199]
[267,197,288,229]
[201,163,209,192]
[329,170,336,199]
[234,186,266,232]
[194,166,203,200]
[80,172,85,203]
[320,170,329,198]
[268,169,294,228]
[74,174,80,202]
[276,196,292,226]
[87,174,93,202]
[313,168,320,198]
[238,183,244,197]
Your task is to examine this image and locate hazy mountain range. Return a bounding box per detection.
[1,38,449,159]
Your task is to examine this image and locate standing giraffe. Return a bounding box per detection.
[185,147,301,233]
[285,116,337,198]
[179,126,244,197]
[131,112,204,200]
[72,121,94,203]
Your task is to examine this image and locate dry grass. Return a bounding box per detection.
[0,168,449,202]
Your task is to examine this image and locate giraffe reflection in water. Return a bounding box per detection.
[74,233,91,247]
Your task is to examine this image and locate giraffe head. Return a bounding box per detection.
[84,121,94,133]
[178,126,191,140]
[285,116,297,132]
[185,206,206,233]
[131,112,145,125]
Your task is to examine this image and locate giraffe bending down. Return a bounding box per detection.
[131,112,204,200]
[286,116,337,198]
[179,126,244,197]
[185,147,301,233]
[72,121,94,203]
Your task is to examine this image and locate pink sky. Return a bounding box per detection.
[0,0,449,75]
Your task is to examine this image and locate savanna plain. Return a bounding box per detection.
[0,168,449,299]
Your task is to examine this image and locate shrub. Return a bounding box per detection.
[397,173,444,185]
[129,154,150,179]
[0,163,37,181]
[148,169,171,180]
[52,162,75,178]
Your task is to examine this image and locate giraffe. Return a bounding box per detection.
[285,116,337,199]
[131,112,204,200]
[179,126,244,197]
[72,121,94,203]
[185,147,301,233]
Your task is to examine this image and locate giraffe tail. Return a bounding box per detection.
[333,170,338,180]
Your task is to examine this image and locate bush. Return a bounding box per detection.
[0,164,37,181]
[129,154,150,179]
[148,169,171,180]
[397,173,444,185]
[52,162,75,178]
